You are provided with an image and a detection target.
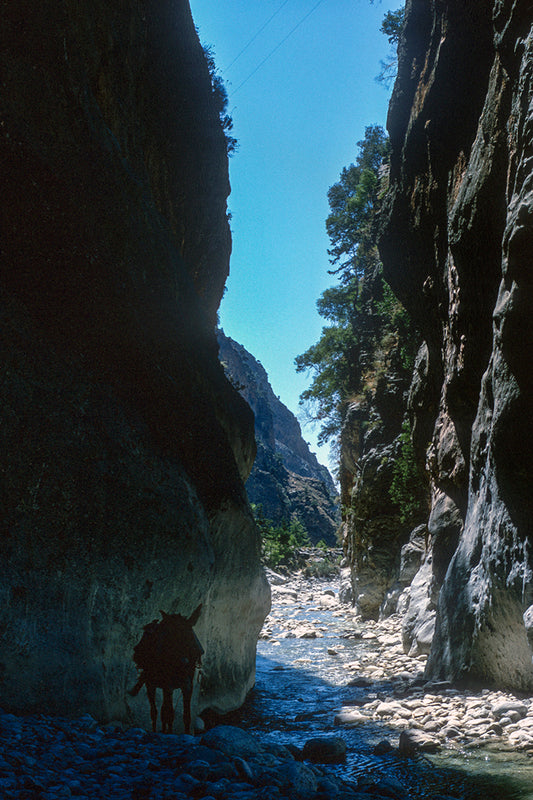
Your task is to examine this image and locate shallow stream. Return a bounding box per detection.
[233,578,533,800]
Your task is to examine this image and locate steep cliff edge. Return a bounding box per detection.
[218,331,339,545]
[0,1,270,725]
[380,0,533,690]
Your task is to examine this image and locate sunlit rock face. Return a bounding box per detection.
[218,331,339,546]
[380,0,533,690]
[0,0,270,726]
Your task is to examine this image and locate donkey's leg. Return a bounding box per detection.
[161,689,175,734]
[182,679,193,735]
[146,684,158,733]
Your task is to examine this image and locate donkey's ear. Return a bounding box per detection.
[160,610,168,619]
[188,604,202,626]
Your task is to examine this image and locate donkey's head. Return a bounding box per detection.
[159,605,204,666]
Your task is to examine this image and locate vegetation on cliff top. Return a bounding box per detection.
[295,124,417,452]
[203,44,237,156]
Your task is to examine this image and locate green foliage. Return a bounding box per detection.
[374,5,405,87]
[296,125,416,445]
[203,44,237,156]
[375,281,417,372]
[326,126,389,279]
[252,505,310,569]
[380,8,404,45]
[303,556,339,578]
[389,420,422,524]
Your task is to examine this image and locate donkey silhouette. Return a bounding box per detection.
[129,605,203,734]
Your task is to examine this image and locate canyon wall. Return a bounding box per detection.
[0,0,270,726]
[380,0,533,690]
[218,331,339,545]
[338,295,428,620]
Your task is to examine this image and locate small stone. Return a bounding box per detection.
[302,736,347,763]
[346,676,372,687]
[443,726,463,739]
[334,709,367,726]
[373,739,394,755]
[399,728,440,755]
[492,701,528,720]
[375,701,400,717]
[233,756,254,781]
[201,725,263,759]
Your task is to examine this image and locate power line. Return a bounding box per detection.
[223,0,293,74]
[231,0,327,96]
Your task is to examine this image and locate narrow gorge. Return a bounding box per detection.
[1,3,533,796]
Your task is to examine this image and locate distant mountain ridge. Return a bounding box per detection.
[217,330,339,545]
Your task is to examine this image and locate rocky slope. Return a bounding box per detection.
[0,0,270,727]
[380,0,533,690]
[218,331,339,545]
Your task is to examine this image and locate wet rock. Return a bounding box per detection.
[293,624,321,639]
[398,729,440,756]
[334,709,368,726]
[346,676,373,688]
[278,760,318,795]
[302,736,347,763]
[373,740,394,755]
[202,726,264,759]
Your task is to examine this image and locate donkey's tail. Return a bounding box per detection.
[128,673,145,697]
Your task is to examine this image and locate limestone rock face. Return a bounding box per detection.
[218,331,339,545]
[380,0,533,689]
[339,370,428,620]
[0,0,270,725]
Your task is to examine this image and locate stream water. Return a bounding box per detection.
[232,577,533,800]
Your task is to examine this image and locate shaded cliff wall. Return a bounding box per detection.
[218,331,339,545]
[0,0,270,725]
[380,0,533,690]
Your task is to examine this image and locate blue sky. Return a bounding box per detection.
[188,0,399,469]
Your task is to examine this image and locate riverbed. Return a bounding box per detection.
[233,572,533,800]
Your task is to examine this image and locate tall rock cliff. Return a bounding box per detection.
[0,0,270,726]
[380,0,533,690]
[218,331,339,545]
[338,271,428,620]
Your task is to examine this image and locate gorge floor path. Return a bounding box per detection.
[231,571,533,800]
[2,573,533,799]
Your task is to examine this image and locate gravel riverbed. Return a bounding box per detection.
[262,574,533,755]
[1,571,533,799]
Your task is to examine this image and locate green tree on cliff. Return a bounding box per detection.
[371,3,405,86]
[203,44,237,155]
[296,125,406,446]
